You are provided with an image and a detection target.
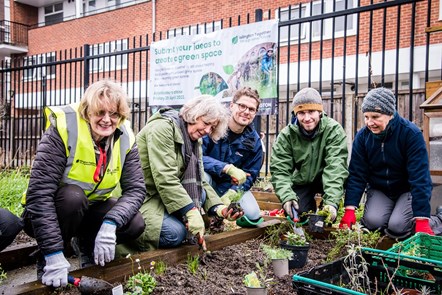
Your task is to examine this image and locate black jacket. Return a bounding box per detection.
[25,125,146,255]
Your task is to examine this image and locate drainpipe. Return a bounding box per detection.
[152,0,156,35]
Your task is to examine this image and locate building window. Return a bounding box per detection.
[83,0,96,14]
[44,3,63,25]
[167,21,222,38]
[278,5,308,43]
[278,0,356,43]
[91,39,128,72]
[440,0,442,20]
[23,53,57,80]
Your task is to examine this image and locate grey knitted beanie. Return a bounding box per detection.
[292,88,323,114]
[361,87,396,115]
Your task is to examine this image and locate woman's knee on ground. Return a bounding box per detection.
[55,184,88,215]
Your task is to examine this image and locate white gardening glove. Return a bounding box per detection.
[94,220,117,266]
[323,205,337,222]
[42,251,70,287]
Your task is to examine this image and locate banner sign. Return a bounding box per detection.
[149,19,278,115]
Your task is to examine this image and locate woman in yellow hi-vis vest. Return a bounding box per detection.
[22,80,146,288]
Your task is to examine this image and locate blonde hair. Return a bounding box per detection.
[78,79,130,124]
[180,95,229,142]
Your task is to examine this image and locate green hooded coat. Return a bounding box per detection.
[270,114,349,208]
[133,110,222,250]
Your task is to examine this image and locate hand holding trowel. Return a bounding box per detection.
[68,275,113,294]
[286,206,305,238]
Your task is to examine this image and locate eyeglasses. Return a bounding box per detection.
[92,110,120,119]
[234,102,257,114]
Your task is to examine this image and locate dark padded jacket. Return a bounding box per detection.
[202,125,263,195]
[345,113,432,218]
[24,125,146,255]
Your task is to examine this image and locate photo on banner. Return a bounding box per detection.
[149,19,279,115]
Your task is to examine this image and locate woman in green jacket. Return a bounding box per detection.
[134,95,242,250]
[270,88,349,223]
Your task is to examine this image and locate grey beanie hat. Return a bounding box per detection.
[361,87,396,115]
[292,87,323,114]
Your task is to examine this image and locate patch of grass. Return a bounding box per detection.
[153,260,167,276]
[0,168,30,216]
[0,264,7,285]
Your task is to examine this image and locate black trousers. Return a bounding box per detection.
[23,184,145,251]
[292,176,325,221]
[0,207,24,252]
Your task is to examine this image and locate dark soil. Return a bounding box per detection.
[7,232,335,295]
[151,238,334,295]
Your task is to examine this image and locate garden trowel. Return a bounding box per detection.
[68,275,113,294]
[196,233,213,265]
[286,207,305,238]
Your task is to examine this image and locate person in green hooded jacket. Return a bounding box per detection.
[270,87,349,223]
[132,95,242,250]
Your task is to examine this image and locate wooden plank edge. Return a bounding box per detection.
[12,225,272,294]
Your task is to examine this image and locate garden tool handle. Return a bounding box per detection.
[68,275,81,287]
[291,207,299,222]
[196,233,207,252]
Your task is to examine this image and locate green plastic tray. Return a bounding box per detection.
[387,232,442,263]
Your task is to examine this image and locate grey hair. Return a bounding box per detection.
[180,95,229,142]
[78,79,130,124]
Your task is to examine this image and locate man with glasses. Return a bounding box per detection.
[202,87,264,227]
[270,87,349,224]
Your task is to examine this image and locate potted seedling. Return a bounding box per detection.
[261,244,293,278]
[307,194,328,233]
[227,190,244,215]
[243,262,272,295]
[279,231,310,269]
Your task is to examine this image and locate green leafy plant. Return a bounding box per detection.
[243,271,262,287]
[0,168,30,216]
[252,177,274,192]
[125,272,157,295]
[261,244,293,260]
[186,253,200,275]
[0,264,7,285]
[124,255,157,295]
[327,225,381,262]
[229,190,244,202]
[153,260,167,276]
[243,261,273,288]
[263,222,294,247]
[284,232,308,246]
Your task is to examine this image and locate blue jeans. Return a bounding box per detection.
[158,190,206,248]
[204,172,261,221]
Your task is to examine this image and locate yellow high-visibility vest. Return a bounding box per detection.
[42,103,135,201]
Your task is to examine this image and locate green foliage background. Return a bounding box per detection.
[0,169,30,216]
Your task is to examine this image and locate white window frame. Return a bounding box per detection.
[278,5,308,43]
[82,0,96,15]
[167,21,222,38]
[277,0,357,44]
[44,2,63,25]
[23,52,57,81]
[440,0,442,20]
[91,39,128,72]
